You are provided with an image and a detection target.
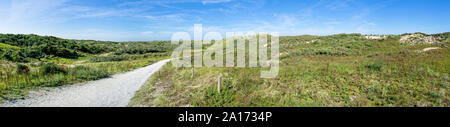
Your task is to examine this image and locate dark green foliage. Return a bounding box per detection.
[432,32,450,48]
[38,44,79,58]
[16,64,30,74]
[0,34,120,60]
[70,66,110,80]
[295,48,350,56]
[0,34,177,62]
[365,61,383,71]
[0,43,28,62]
[114,41,175,55]
[40,63,67,74]
[0,34,81,59]
[89,53,169,62]
[432,32,450,39]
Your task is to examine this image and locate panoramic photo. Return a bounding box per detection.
[0,0,448,125]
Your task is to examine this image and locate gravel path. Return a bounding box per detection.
[0,59,171,107]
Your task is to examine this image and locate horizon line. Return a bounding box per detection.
[1,31,449,42]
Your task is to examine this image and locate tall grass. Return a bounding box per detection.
[0,57,166,101]
[130,33,449,107]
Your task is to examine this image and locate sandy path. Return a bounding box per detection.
[0,59,171,107]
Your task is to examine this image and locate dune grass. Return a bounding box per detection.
[0,54,169,102]
[130,33,449,107]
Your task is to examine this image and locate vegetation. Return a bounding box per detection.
[40,63,67,75]
[70,66,110,80]
[0,43,25,62]
[0,34,176,62]
[130,32,449,107]
[16,64,30,74]
[89,53,170,62]
[113,41,176,55]
[0,34,176,102]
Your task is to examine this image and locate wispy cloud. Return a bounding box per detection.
[0,0,67,34]
[1,0,447,41]
[325,0,353,10]
[202,0,232,5]
[141,31,154,35]
[144,14,186,22]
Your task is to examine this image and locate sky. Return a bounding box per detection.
[0,0,449,41]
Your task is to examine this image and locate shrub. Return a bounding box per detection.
[16,64,30,74]
[429,90,443,99]
[365,61,383,71]
[0,43,28,62]
[40,63,67,74]
[89,55,127,62]
[71,66,110,80]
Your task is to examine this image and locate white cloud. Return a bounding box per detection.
[355,21,378,33]
[144,14,185,22]
[141,31,154,35]
[325,0,353,10]
[0,0,390,41]
[56,28,141,41]
[0,0,68,34]
[202,0,232,5]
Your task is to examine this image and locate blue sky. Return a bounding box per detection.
[0,0,449,41]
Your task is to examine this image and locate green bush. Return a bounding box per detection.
[89,55,127,62]
[40,63,67,74]
[203,84,236,107]
[365,61,383,71]
[89,53,169,62]
[113,42,171,55]
[0,43,28,62]
[1,34,177,63]
[16,64,30,74]
[71,66,110,80]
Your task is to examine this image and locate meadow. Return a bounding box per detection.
[130,33,449,107]
[0,34,176,102]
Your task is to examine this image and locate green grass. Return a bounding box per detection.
[130,33,449,107]
[0,34,177,102]
[0,56,168,101]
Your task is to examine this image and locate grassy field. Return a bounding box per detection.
[130,33,449,107]
[0,34,176,102]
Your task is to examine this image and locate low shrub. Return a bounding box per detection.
[40,63,67,74]
[365,61,383,71]
[89,55,127,62]
[70,66,110,80]
[89,53,169,62]
[16,64,30,74]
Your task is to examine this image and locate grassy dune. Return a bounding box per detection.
[130,33,449,107]
[0,34,176,102]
